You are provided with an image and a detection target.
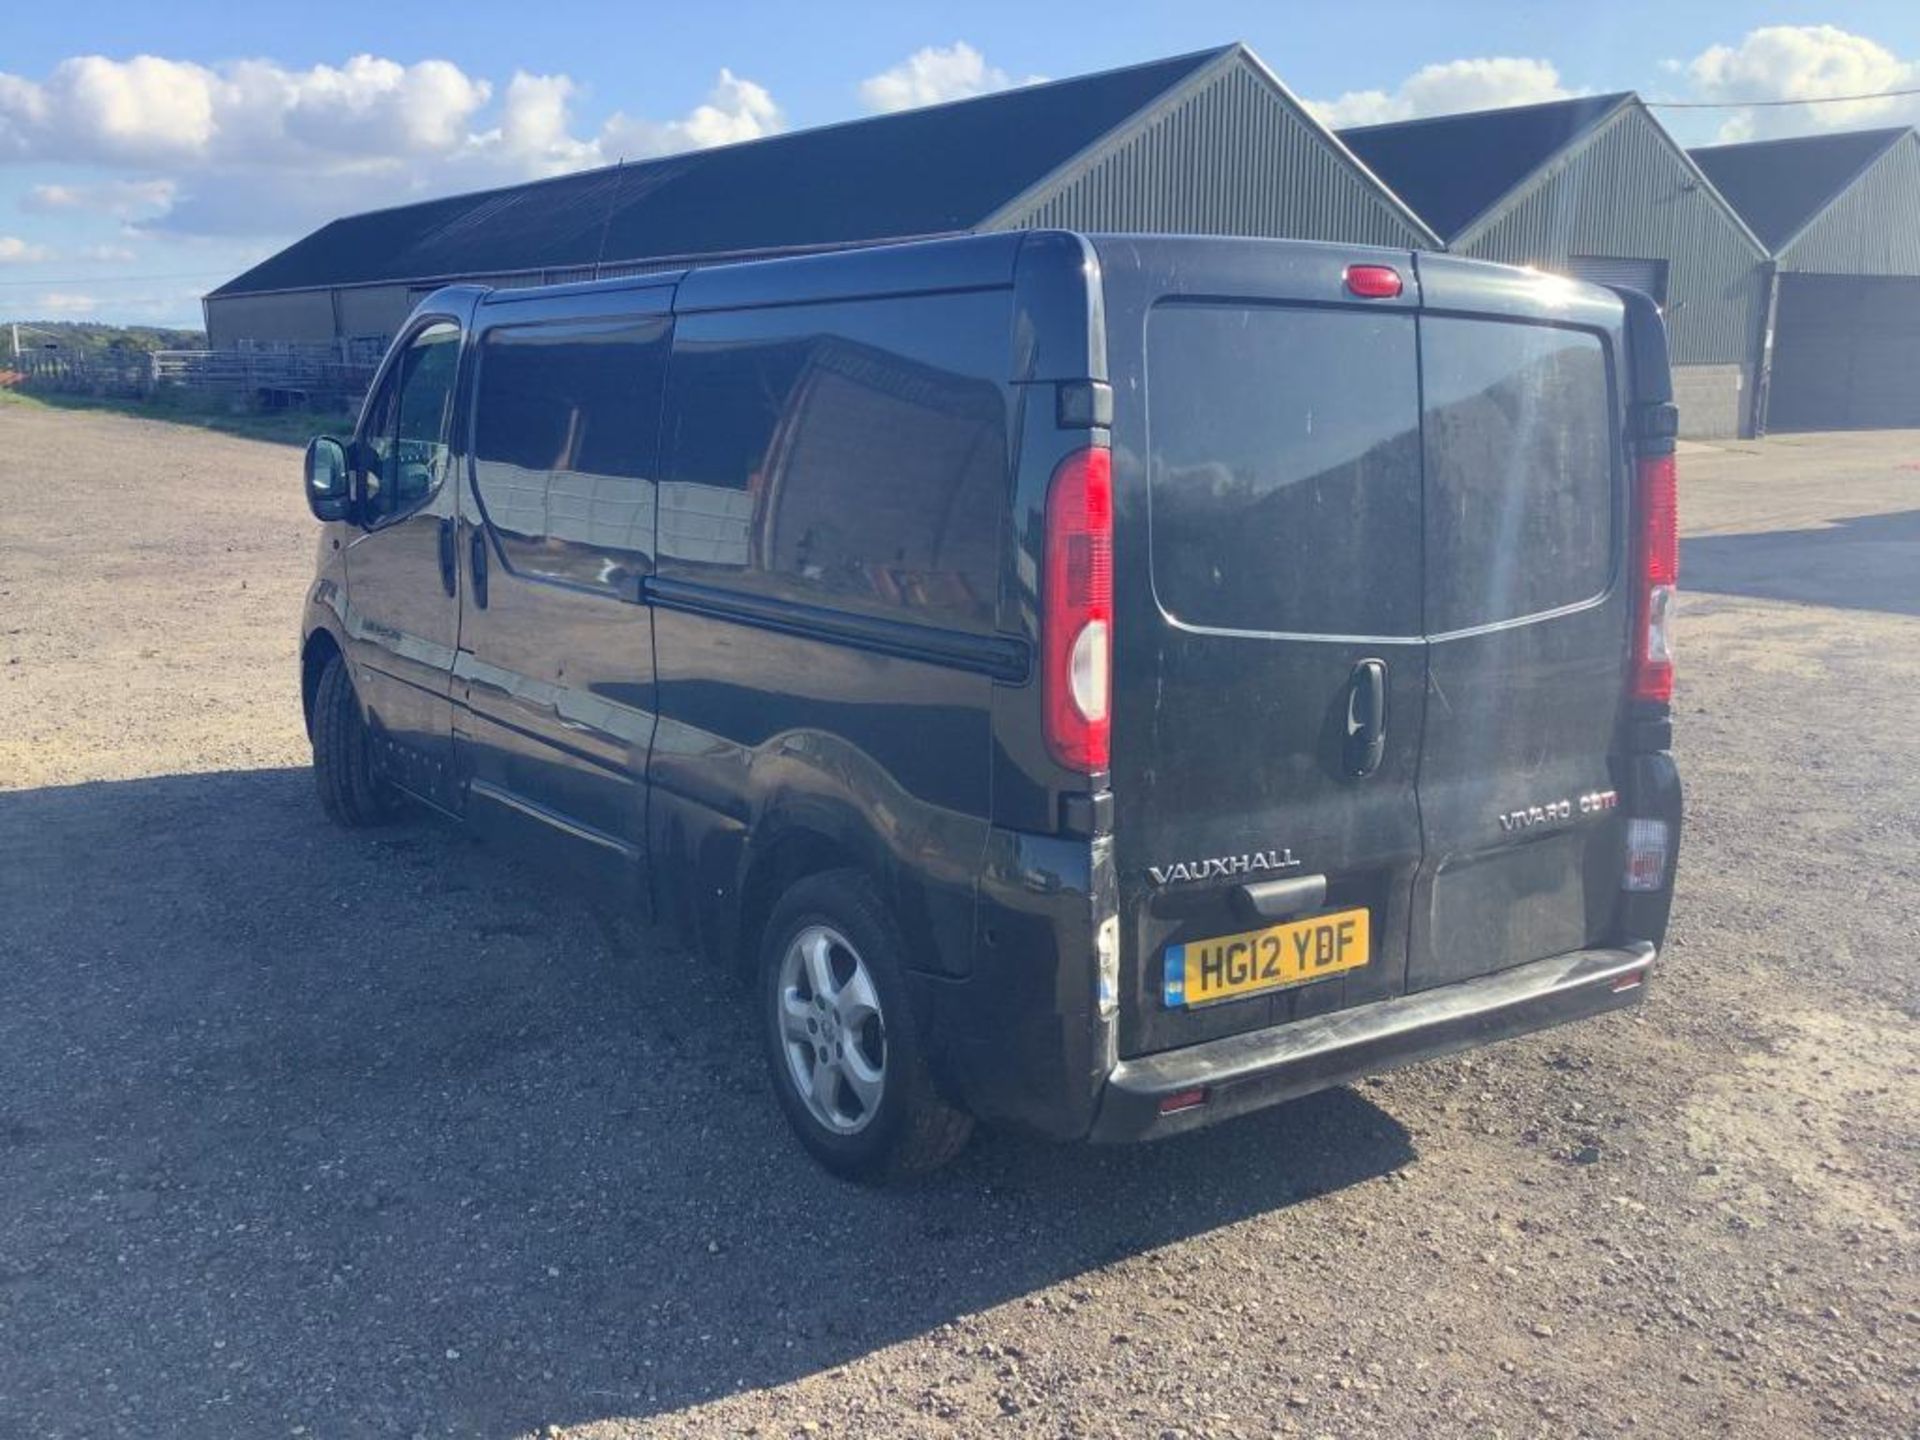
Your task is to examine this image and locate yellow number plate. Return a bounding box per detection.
[1163,908,1371,1008]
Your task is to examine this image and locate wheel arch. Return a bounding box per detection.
[300,627,346,740]
[733,824,862,981]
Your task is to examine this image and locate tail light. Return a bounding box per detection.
[1042,447,1112,772]
[1631,452,1678,703]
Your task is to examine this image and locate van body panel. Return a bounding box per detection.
[933,827,1112,1140]
[672,232,1024,314]
[989,232,1113,837]
[647,268,1018,980]
[449,286,674,896]
[341,293,480,811]
[1406,266,1636,990]
[1092,237,1429,1058]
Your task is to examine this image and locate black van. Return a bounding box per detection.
[299,231,1681,1180]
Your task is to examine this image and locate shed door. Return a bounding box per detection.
[1769,274,1920,431]
[1565,257,1669,306]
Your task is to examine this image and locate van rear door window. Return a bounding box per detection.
[1146,302,1422,638]
[1420,318,1615,633]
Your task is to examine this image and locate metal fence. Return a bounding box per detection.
[6,340,384,411]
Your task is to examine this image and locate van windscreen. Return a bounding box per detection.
[1145,302,1422,638]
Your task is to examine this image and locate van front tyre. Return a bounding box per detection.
[759,869,974,1182]
[312,653,398,827]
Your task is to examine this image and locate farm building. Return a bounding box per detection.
[204,44,1436,350]
[1342,94,1772,439]
[1692,127,1920,432]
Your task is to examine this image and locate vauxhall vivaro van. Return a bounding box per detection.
[299,231,1682,1180]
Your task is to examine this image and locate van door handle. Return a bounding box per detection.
[437,517,457,596]
[1233,873,1329,924]
[1343,659,1387,778]
[469,530,489,610]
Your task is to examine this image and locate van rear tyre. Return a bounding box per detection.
[758,869,974,1182]
[311,653,399,828]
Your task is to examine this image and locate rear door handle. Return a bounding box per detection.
[1233,873,1329,924]
[1344,659,1387,779]
[437,517,457,597]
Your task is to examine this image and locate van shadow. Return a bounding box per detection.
[0,768,1413,1437]
[1683,508,1920,618]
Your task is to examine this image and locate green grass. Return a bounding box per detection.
[0,385,345,447]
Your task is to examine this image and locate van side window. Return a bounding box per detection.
[362,321,460,524]
[470,318,671,593]
[1420,319,1615,631]
[1146,302,1422,637]
[660,293,1011,628]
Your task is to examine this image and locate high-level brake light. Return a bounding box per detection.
[1631,452,1678,703]
[1344,264,1403,299]
[1042,447,1113,773]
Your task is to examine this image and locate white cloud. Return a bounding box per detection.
[599,68,782,160]
[485,72,597,173]
[22,178,176,215]
[36,292,98,315]
[0,235,53,263]
[0,53,494,168]
[1309,57,1574,129]
[0,54,783,239]
[79,243,137,263]
[1683,26,1919,142]
[859,43,1042,113]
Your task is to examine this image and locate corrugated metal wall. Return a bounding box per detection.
[1780,132,1920,275]
[1769,274,1920,428]
[1456,106,1769,368]
[989,57,1431,249]
[204,291,335,348]
[334,285,414,341]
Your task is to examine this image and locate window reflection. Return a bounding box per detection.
[471,319,671,593]
[662,295,1010,627]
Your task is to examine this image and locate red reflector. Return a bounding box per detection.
[1042,447,1113,773]
[1632,453,1679,703]
[1612,969,1647,993]
[1345,264,1403,299]
[1158,1087,1210,1116]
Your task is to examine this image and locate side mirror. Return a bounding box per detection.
[304,436,354,523]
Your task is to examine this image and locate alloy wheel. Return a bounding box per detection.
[776,923,887,1135]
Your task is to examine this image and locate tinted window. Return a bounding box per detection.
[1421,319,1615,632]
[361,322,459,523]
[471,318,670,591]
[661,292,1011,627]
[1146,302,1422,637]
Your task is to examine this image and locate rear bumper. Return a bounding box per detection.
[1088,941,1655,1142]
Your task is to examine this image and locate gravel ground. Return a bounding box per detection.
[0,402,1914,1440]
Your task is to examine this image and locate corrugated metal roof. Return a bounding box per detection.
[989,48,1438,248]
[211,48,1229,297]
[1689,127,1911,253]
[1454,104,1767,368]
[1338,93,1631,240]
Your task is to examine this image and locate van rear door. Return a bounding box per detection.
[1094,239,1428,1059]
[1404,259,1634,990]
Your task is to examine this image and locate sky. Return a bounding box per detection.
[4,1,1920,329]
